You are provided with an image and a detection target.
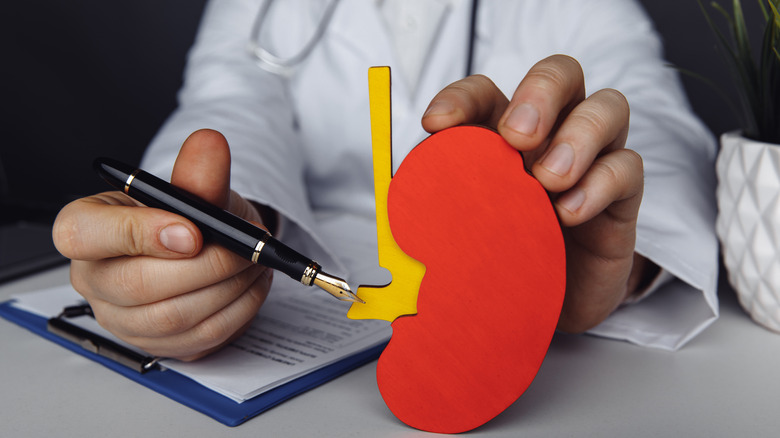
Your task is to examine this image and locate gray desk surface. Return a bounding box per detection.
[2,265,779,437]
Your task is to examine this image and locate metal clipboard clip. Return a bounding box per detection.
[46,304,160,373]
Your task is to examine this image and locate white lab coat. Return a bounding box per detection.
[143,0,719,350]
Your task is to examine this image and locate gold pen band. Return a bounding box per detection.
[124,170,140,194]
[251,232,272,264]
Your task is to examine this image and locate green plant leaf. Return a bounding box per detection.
[770,1,780,40]
[699,2,743,93]
[732,0,752,57]
[714,1,762,136]
[770,0,780,29]
[702,1,737,56]
[672,64,742,118]
[769,1,780,141]
[735,1,762,122]
[758,0,769,21]
[698,0,779,140]
[759,16,775,140]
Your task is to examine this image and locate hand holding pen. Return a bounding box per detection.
[53,130,317,361]
[93,157,360,304]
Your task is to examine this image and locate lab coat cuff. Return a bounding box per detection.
[622,268,675,306]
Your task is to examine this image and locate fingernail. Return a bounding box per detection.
[423,100,455,118]
[541,143,575,176]
[557,188,585,213]
[160,224,195,254]
[505,103,539,136]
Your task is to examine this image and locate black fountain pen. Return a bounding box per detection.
[94,157,363,304]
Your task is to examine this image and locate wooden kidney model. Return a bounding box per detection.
[348,67,566,434]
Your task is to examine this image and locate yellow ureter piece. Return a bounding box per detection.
[347,67,425,322]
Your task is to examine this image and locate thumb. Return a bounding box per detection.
[171,129,232,209]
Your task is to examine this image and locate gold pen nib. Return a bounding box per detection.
[312,271,365,303]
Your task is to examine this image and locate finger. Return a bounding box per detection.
[532,88,630,193]
[91,265,271,339]
[172,129,232,209]
[421,74,509,133]
[171,130,263,222]
[114,272,273,360]
[497,55,586,153]
[554,148,644,231]
[72,243,254,306]
[53,194,202,260]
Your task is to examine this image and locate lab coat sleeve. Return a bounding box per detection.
[536,0,720,349]
[141,0,341,270]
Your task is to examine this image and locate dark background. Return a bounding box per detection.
[0,0,768,225]
[0,0,208,224]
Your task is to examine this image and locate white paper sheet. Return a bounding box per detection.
[11,274,391,403]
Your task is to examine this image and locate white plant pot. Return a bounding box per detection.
[716,131,780,332]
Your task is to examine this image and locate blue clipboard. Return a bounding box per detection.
[0,300,386,427]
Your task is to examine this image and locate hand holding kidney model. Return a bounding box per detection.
[348,67,565,434]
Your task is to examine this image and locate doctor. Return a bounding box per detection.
[52,0,718,360]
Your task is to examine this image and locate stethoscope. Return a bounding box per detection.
[248,0,479,77]
[248,0,341,76]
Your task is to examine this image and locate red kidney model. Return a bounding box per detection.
[349,67,566,434]
[379,125,566,433]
